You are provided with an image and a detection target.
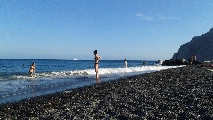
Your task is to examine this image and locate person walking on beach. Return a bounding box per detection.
[29,62,36,77]
[189,55,194,65]
[190,55,197,65]
[124,59,127,68]
[94,50,101,80]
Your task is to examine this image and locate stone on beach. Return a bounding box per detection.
[0,65,212,119]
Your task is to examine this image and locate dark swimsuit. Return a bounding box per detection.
[94,57,99,64]
[29,71,32,75]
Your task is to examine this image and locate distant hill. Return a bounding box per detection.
[172,28,213,61]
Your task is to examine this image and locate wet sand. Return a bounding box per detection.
[0,65,212,119]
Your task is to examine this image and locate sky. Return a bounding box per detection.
[0,0,213,60]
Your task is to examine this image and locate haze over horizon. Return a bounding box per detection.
[1,0,213,60]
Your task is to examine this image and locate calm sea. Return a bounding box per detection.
[0,59,177,104]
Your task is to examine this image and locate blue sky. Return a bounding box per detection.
[0,0,213,60]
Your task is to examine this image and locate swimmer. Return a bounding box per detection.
[94,50,101,80]
[29,62,36,77]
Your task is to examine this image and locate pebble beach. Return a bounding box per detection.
[0,65,212,119]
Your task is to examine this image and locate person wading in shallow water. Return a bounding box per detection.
[29,62,36,77]
[94,50,101,81]
[124,59,127,68]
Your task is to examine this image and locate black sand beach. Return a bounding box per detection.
[0,65,212,119]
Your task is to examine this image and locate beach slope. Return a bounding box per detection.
[0,66,212,119]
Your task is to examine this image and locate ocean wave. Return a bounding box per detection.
[12,66,183,80]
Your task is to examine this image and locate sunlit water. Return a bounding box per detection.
[0,59,182,104]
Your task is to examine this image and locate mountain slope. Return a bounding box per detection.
[172,28,213,61]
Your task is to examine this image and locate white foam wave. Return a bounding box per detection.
[14,66,184,79]
[98,65,183,74]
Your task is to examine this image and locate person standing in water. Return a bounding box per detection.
[94,50,101,80]
[29,62,36,77]
[124,59,127,68]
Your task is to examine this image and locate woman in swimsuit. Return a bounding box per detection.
[29,62,36,77]
[94,50,101,80]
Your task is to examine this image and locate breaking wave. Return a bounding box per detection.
[13,66,183,80]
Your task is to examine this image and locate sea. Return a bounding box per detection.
[0,59,180,104]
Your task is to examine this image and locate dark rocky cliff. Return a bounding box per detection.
[172,28,213,61]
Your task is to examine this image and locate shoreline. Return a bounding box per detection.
[0,65,180,104]
[0,65,212,119]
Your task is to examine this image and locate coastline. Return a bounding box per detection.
[0,65,212,119]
